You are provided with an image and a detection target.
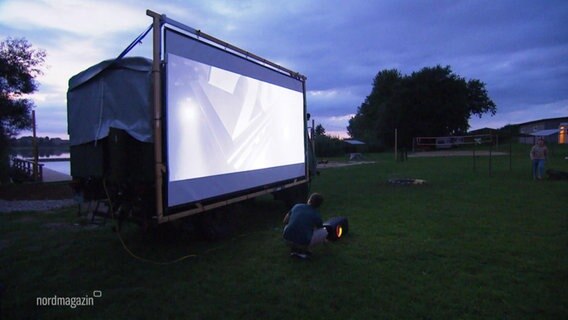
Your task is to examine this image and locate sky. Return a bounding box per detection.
[1,0,567,139]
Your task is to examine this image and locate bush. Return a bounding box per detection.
[0,138,11,184]
[314,135,344,157]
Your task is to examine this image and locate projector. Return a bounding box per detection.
[323,216,349,241]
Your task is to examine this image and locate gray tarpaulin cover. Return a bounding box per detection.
[67,57,153,146]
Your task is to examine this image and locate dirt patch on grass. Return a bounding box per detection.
[317,161,376,169]
[43,222,75,231]
[409,150,508,157]
[0,182,74,200]
[13,216,38,224]
[0,239,11,251]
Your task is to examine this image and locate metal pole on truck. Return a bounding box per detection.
[312,119,315,160]
[147,10,165,222]
[305,82,311,181]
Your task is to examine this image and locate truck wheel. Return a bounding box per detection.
[275,183,310,208]
[196,208,236,241]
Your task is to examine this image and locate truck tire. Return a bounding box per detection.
[195,207,236,241]
[274,183,310,208]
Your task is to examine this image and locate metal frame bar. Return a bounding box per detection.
[147,10,165,223]
[161,179,308,223]
[147,10,309,224]
[161,15,305,80]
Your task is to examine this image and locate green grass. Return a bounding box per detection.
[1,144,567,319]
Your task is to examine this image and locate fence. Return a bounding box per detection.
[11,158,43,181]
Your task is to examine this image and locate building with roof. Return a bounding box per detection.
[517,117,568,144]
[343,139,366,151]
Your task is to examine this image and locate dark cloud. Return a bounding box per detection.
[8,0,568,137]
[258,0,568,130]
[197,1,566,134]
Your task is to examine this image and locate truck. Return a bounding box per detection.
[67,10,315,231]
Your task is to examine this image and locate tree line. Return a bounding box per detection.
[10,136,69,148]
[347,65,496,148]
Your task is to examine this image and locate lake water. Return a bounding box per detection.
[11,150,70,159]
[41,161,71,176]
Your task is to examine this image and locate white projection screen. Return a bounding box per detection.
[164,28,307,209]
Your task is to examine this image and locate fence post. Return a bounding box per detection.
[32,110,39,181]
[394,128,398,161]
[473,141,476,172]
[489,137,493,177]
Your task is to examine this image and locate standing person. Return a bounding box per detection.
[530,138,548,180]
[283,193,328,259]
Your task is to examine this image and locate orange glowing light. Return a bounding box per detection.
[336,225,343,238]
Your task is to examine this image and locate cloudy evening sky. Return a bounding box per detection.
[1,0,567,138]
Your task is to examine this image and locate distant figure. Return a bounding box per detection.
[282,193,328,259]
[530,138,548,180]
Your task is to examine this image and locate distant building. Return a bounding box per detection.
[518,117,568,144]
[468,127,497,136]
[560,122,567,144]
[343,139,367,154]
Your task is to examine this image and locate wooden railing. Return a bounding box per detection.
[11,158,43,181]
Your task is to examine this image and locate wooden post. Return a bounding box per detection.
[394,128,398,161]
[496,134,499,152]
[32,110,39,180]
[472,139,476,172]
[489,136,493,177]
[509,129,513,172]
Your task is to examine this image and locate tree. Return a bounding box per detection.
[347,65,496,148]
[0,37,46,183]
[314,123,326,136]
[0,37,46,138]
[348,69,402,147]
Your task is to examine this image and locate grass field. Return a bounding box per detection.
[1,144,567,319]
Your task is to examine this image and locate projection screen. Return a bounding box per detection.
[164,28,307,209]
